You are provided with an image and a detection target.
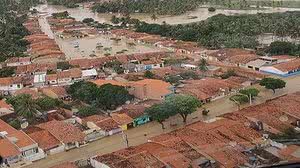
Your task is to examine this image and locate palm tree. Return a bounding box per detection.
[151,13,158,22]
[12,94,40,120]
[199,58,208,72]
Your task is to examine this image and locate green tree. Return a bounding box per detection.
[166,94,201,123]
[260,78,286,93]
[67,81,99,104]
[267,41,299,56]
[220,69,236,79]
[82,18,94,23]
[7,94,40,121]
[239,88,259,97]
[198,58,208,72]
[229,94,248,110]
[151,13,158,21]
[165,75,182,86]
[145,103,175,129]
[78,106,98,117]
[57,61,74,70]
[208,7,216,12]
[180,71,199,80]
[9,119,21,129]
[144,70,155,79]
[96,84,133,110]
[0,67,16,77]
[36,96,61,111]
[111,15,120,24]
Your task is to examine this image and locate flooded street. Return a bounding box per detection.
[56,35,164,59]
[36,5,165,59]
[35,4,300,25]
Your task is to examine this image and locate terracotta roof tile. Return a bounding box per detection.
[111,113,133,125]
[37,120,85,143]
[24,127,61,151]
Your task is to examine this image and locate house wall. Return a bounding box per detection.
[7,62,31,67]
[57,78,72,85]
[48,144,65,155]
[0,84,23,92]
[108,128,122,136]
[2,155,21,165]
[47,80,58,85]
[23,147,46,162]
[91,158,110,168]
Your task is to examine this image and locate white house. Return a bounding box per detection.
[260,58,300,77]
[82,69,98,79]
[0,119,46,167]
[0,77,23,94]
[6,57,31,67]
[33,72,46,87]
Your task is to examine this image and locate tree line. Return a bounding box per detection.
[133,11,300,50]
[0,0,40,62]
[92,0,203,15]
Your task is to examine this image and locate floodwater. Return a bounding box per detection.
[35,3,300,59]
[36,5,165,59]
[34,3,300,25]
[56,35,164,59]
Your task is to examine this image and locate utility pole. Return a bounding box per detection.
[249,93,252,105]
[121,131,129,148]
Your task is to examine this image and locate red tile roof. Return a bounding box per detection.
[273,58,300,72]
[0,119,36,155]
[111,113,133,125]
[24,127,61,151]
[36,120,85,143]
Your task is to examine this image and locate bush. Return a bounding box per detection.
[220,70,236,79]
[208,7,216,12]
[144,70,155,79]
[83,18,95,23]
[78,106,98,117]
[9,119,21,129]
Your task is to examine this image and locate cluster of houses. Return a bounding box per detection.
[1,9,300,168]
[88,92,300,168]
[47,16,98,39]
[205,48,300,77]
[23,18,66,63]
[0,77,174,167]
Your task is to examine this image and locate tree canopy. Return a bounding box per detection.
[0,0,35,62]
[77,106,98,117]
[68,81,133,111]
[165,94,201,123]
[145,103,175,129]
[95,84,133,110]
[7,94,40,121]
[134,12,300,49]
[260,78,286,93]
[92,0,203,15]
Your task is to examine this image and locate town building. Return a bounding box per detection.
[129,79,175,100]
[0,119,45,167]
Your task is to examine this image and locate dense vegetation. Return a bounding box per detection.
[47,0,88,8]
[92,0,203,15]
[7,94,67,121]
[265,41,300,56]
[0,0,39,62]
[134,12,300,49]
[67,81,133,110]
